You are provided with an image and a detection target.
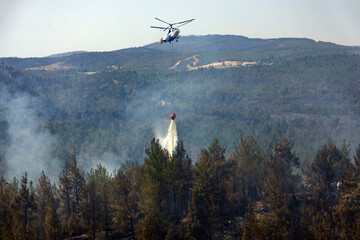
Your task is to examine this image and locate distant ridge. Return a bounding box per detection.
[145,34,359,53]
[47,51,88,58]
[1,35,359,71]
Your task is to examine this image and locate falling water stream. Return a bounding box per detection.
[160,120,178,156]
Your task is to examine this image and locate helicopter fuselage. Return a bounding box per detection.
[164,28,180,43]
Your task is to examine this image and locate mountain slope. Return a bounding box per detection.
[1,35,360,178]
[1,35,359,72]
[146,34,359,53]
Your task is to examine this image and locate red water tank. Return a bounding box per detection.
[170,113,176,120]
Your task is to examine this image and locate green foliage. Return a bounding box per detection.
[257,140,302,239]
[34,171,57,239]
[310,139,349,190]
[185,139,234,239]
[0,177,14,240]
[242,204,259,240]
[112,161,141,239]
[333,144,360,239]
[12,173,37,240]
[57,155,87,237]
[44,205,60,240]
[137,138,173,238]
[1,137,360,238]
[86,164,112,239]
[230,137,263,203]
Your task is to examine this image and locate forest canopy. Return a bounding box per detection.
[0,137,359,239]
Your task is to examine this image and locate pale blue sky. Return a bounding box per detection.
[0,0,359,57]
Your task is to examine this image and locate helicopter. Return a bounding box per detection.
[151,17,194,44]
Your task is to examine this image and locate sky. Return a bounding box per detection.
[0,0,359,58]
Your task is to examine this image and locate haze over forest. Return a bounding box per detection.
[1,35,359,179]
[1,34,360,239]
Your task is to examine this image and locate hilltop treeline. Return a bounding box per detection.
[1,137,360,239]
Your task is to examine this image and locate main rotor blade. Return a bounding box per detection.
[155,17,171,26]
[172,18,195,26]
[150,26,167,29]
[177,20,194,28]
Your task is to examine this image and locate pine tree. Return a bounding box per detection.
[44,205,60,240]
[231,137,263,203]
[138,138,171,239]
[34,171,55,239]
[258,140,301,239]
[12,173,36,240]
[309,211,335,239]
[87,164,112,239]
[167,140,192,221]
[136,210,162,240]
[310,139,347,192]
[184,138,231,239]
[112,161,140,239]
[242,204,259,240]
[306,140,349,239]
[0,177,13,239]
[334,144,360,239]
[87,178,97,239]
[58,155,87,237]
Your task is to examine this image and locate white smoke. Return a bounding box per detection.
[77,150,127,174]
[3,93,59,181]
[159,120,178,156]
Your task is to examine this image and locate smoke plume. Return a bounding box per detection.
[2,93,59,181]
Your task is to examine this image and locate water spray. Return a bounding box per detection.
[160,113,178,156]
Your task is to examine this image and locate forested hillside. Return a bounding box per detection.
[2,35,359,72]
[0,35,360,179]
[1,34,360,239]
